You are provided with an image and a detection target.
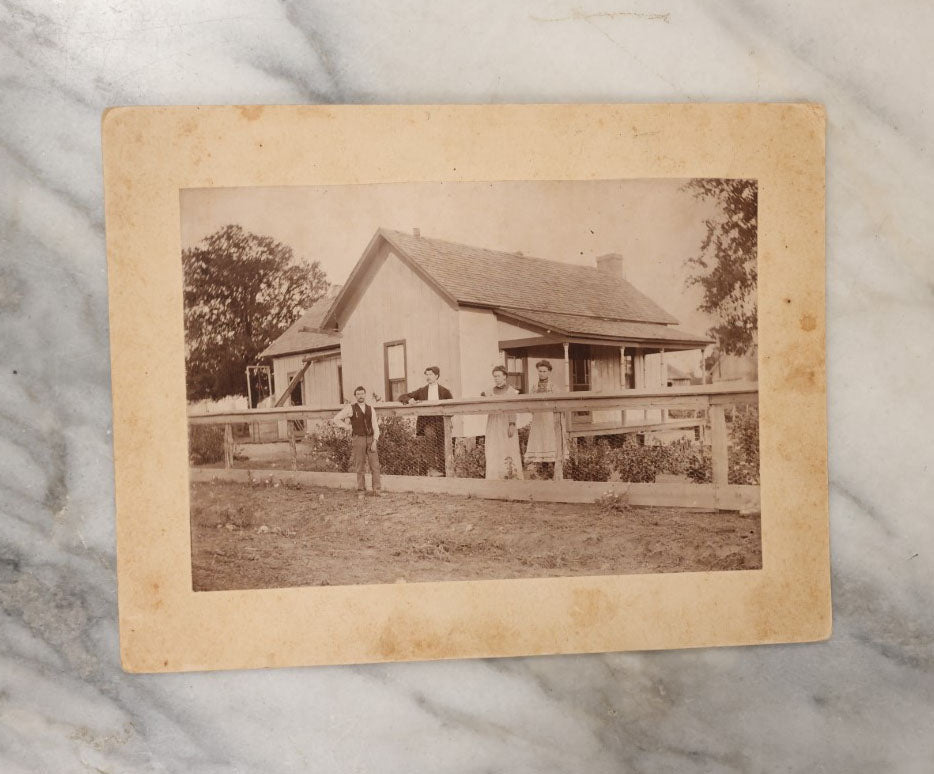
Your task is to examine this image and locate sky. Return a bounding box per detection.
[180,179,724,373]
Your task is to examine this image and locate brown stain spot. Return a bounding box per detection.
[570,588,615,628]
[239,105,264,121]
[787,364,817,392]
[163,659,168,667]
[375,613,444,660]
[799,313,817,332]
[784,297,792,304]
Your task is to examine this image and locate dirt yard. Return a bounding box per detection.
[189,480,761,591]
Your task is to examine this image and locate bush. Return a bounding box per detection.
[454,439,486,478]
[565,438,613,482]
[189,425,227,465]
[303,422,351,472]
[375,415,422,475]
[301,414,424,475]
[608,437,701,483]
[684,406,760,485]
[728,405,760,485]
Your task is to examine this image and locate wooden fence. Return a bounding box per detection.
[189,382,759,510]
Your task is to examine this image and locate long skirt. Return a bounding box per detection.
[525,411,558,463]
[484,413,524,480]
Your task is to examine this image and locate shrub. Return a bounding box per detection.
[303,422,351,472]
[454,439,486,478]
[189,425,227,465]
[609,437,701,483]
[376,415,422,475]
[684,406,759,485]
[303,415,425,475]
[565,438,613,482]
[728,405,760,485]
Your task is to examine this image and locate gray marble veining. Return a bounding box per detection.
[2,1,932,771]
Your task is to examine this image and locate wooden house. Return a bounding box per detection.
[258,287,343,438]
[289,227,714,438]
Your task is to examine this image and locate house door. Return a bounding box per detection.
[569,344,592,423]
[286,371,306,434]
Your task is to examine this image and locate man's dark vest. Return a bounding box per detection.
[350,403,374,436]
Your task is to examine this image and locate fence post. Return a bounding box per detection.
[709,405,728,500]
[553,410,565,481]
[443,416,454,477]
[223,423,233,470]
[287,422,298,470]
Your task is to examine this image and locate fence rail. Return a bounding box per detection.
[189,382,758,503]
[188,382,757,424]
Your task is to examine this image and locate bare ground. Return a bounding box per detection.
[190,480,761,590]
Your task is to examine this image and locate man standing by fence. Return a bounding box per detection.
[399,366,453,476]
[332,386,382,496]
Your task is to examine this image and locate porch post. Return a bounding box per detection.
[562,341,571,454]
[660,349,667,423]
[562,342,570,391]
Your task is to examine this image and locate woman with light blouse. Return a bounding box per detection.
[482,365,524,479]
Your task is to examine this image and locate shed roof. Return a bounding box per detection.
[259,288,342,359]
[496,308,712,348]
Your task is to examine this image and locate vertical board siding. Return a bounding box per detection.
[338,247,461,406]
[459,308,504,436]
[643,352,664,424]
[591,345,623,425]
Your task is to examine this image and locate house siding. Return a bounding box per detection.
[337,247,462,408]
[458,308,502,436]
[591,345,623,425]
[271,351,342,438]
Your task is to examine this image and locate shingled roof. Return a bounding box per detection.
[380,229,680,325]
[496,308,711,347]
[259,287,342,359]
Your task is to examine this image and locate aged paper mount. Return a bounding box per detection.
[103,103,829,672]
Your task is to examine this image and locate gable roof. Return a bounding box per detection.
[378,229,680,325]
[259,287,342,359]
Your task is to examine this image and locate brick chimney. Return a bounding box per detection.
[412,227,421,237]
[595,253,625,279]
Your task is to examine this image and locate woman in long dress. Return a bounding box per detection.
[524,360,562,475]
[482,365,524,480]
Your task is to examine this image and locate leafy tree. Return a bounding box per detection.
[183,225,329,400]
[684,179,758,355]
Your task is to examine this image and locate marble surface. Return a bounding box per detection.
[2,1,932,771]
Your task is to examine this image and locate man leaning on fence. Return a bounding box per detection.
[332,386,382,497]
[398,366,453,476]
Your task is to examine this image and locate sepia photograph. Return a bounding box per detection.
[182,178,761,591]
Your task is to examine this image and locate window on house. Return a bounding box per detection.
[505,354,525,393]
[384,341,407,401]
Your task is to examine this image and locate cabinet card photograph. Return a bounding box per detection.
[181,179,761,591]
[103,104,828,671]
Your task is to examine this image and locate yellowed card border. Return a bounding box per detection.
[102,103,829,672]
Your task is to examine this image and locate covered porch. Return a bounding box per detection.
[496,309,712,440]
